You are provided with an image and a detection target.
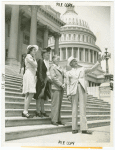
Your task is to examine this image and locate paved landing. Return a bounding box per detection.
[5,126,111,147]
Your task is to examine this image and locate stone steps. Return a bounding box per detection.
[4,71,111,142]
[5,120,110,141]
[5,97,110,108]
[5,115,110,127]
[5,102,110,111]
[5,109,110,117]
[5,95,110,105]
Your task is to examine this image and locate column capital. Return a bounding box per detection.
[54,32,61,38]
[31,5,38,11]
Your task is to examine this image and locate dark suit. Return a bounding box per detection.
[34,59,51,100]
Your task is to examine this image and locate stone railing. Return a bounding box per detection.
[87,86,99,99]
[87,84,112,104]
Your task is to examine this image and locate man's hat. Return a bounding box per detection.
[67,56,78,66]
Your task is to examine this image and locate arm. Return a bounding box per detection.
[26,54,37,68]
[50,66,63,87]
[84,61,100,74]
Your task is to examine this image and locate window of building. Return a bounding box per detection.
[86,36,88,42]
[69,18,71,24]
[83,35,84,42]
[94,51,96,63]
[76,19,78,24]
[69,34,71,40]
[68,47,72,57]
[90,37,91,43]
[62,48,66,60]
[80,50,82,61]
[85,49,88,62]
[74,48,78,58]
[90,50,93,62]
[64,34,66,41]
[78,34,80,41]
[73,34,76,40]
[23,33,30,45]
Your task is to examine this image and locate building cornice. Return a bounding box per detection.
[49,42,101,52]
[38,6,65,26]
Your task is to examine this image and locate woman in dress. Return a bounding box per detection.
[34,47,52,117]
[22,45,38,118]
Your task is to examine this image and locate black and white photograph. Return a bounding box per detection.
[1,0,114,148]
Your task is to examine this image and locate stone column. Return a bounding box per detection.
[43,26,48,48]
[78,47,79,61]
[30,6,37,44]
[6,5,19,67]
[54,33,60,55]
[72,47,74,57]
[66,47,68,59]
[88,49,90,63]
[17,10,25,64]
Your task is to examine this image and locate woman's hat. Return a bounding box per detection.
[67,56,78,66]
[27,45,38,51]
[41,47,51,54]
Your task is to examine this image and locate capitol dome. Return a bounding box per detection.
[48,6,101,68]
[48,6,104,87]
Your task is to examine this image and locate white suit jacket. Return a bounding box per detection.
[66,61,100,96]
[50,64,64,91]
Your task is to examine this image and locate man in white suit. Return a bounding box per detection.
[66,55,102,134]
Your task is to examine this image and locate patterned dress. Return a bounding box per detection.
[23,54,37,94]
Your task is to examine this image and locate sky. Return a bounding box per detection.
[52,4,113,74]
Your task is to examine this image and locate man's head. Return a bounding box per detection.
[52,55,60,66]
[68,56,78,68]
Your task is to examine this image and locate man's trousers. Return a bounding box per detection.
[51,90,64,123]
[71,83,88,131]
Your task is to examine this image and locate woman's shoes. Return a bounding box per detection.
[22,112,33,118]
[35,111,43,117]
[41,111,49,117]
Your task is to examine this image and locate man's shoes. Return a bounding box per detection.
[41,112,49,117]
[82,130,92,134]
[72,130,78,134]
[58,121,65,125]
[51,121,58,126]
